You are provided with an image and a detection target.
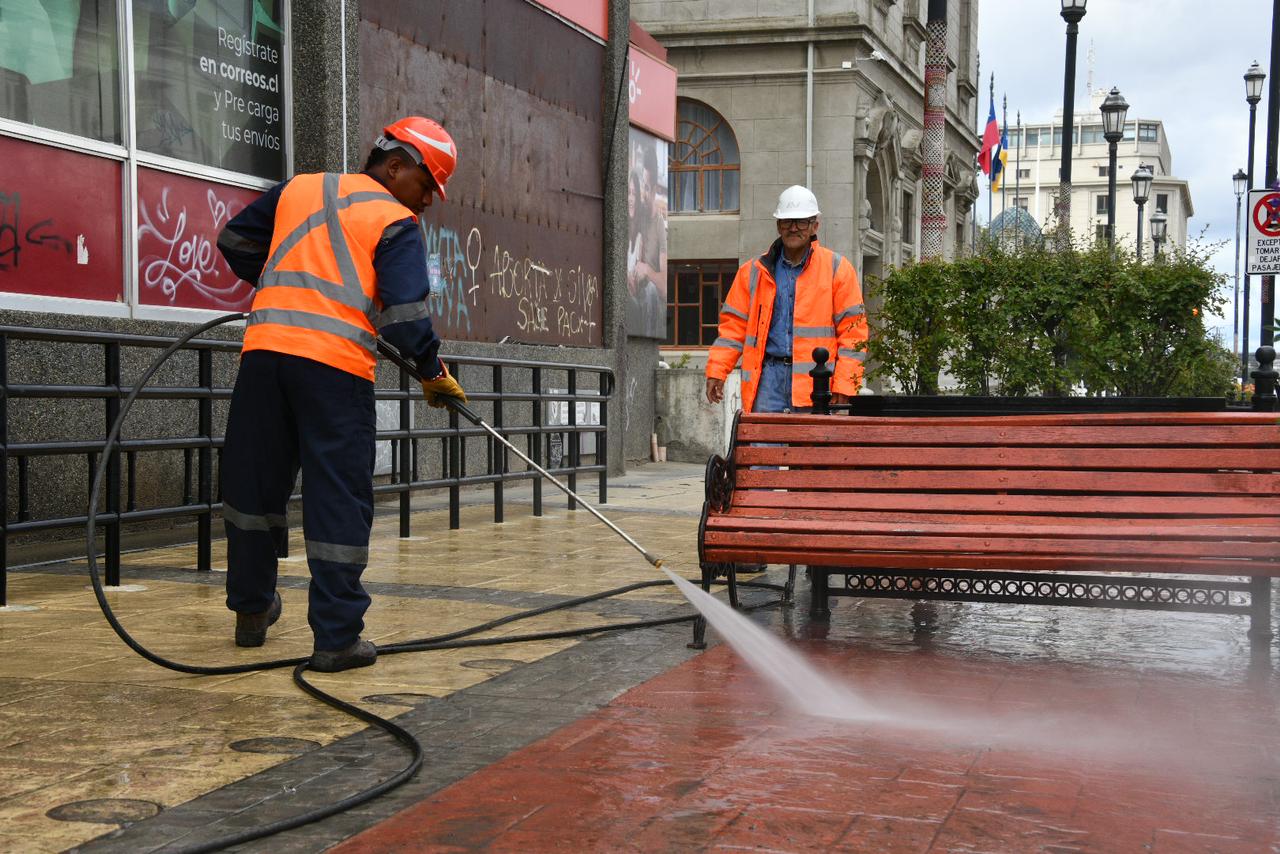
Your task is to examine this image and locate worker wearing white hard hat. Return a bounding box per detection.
[705,185,868,413]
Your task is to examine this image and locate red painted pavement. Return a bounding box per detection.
[334,638,1280,853]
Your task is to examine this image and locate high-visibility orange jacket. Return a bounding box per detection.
[242,173,417,381]
[706,238,867,412]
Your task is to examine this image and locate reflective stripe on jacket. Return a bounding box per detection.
[243,173,416,381]
[706,238,868,412]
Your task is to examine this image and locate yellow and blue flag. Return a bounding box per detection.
[991,124,1009,192]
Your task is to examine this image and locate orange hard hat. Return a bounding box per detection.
[377,116,457,200]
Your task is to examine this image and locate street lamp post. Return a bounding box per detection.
[1056,0,1087,248]
[1100,87,1129,248]
[1150,210,1168,260]
[1234,168,1249,378]
[1243,61,1265,391]
[1130,163,1153,261]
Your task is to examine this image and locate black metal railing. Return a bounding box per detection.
[0,325,613,606]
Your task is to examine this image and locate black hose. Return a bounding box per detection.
[81,315,777,853]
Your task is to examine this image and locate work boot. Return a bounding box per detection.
[309,639,378,673]
[234,592,282,648]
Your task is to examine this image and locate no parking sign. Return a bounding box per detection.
[1246,189,1280,274]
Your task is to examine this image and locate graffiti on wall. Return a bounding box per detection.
[0,136,123,301]
[419,215,601,346]
[136,168,258,311]
[0,192,78,271]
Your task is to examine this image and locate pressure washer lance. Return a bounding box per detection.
[377,340,666,569]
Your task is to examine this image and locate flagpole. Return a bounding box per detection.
[1001,93,1008,244]
[1015,110,1022,247]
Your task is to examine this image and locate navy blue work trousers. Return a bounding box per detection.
[222,350,376,651]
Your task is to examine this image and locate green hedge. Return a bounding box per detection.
[865,239,1237,398]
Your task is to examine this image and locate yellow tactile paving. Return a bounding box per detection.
[0,464,706,851]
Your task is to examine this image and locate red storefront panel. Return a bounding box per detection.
[0,137,123,301]
[531,0,607,39]
[628,46,677,142]
[137,167,262,311]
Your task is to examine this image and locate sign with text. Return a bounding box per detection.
[0,136,123,302]
[133,0,286,180]
[137,168,260,311]
[1247,189,1280,275]
[628,46,677,142]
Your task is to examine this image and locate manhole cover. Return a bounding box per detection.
[363,693,436,707]
[460,658,523,671]
[229,737,319,754]
[47,798,160,825]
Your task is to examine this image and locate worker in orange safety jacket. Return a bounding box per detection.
[215,117,467,672]
[705,185,868,413]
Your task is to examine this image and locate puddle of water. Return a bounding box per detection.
[664,568,1279,773]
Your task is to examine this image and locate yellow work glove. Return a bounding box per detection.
[420,364,467,408]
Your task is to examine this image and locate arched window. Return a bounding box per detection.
[671,99,740,213]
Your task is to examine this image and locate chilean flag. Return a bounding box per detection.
[978,98,1000,176]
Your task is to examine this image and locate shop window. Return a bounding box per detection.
[671,99,740,213]
[0,0,289,314]
[665,260,737,346]
[133,0,286,179]
[0,0,121,142]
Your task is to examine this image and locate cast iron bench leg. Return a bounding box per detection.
[809,566,830,620]
[1249,576,1274,640]
[688,563,714,649]
[781,564,797,607]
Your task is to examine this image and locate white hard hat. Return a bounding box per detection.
[773,185,820,219]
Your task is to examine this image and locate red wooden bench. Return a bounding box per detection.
[694,410,1280,648]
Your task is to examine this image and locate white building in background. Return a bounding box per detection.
[995,89,1194,251]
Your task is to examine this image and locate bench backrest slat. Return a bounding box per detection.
[735,468,1280,496]
[736,424,1280,447]
[734,446,1277,471]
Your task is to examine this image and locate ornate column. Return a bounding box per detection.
[920,0,949,259]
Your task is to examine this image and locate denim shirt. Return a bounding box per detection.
[766,246,811,357]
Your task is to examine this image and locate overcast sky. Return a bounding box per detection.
[977,0,1273,345]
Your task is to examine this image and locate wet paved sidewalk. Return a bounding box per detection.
[1,461,1278,852]
[335,626,1280,853]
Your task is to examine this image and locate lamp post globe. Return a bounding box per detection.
[1150,210,1168,258]
[1055,0,1087,248]
[1234,168,1250,197]
[1060,0,1087,24]
[1100,87,1128,247]
[1131,163,1153,261]
[1246,60,1266,105]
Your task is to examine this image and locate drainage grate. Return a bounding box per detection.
[46,798,161,825]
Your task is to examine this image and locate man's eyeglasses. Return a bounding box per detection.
[779,217,816,231]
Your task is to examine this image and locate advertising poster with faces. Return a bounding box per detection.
[626,126,668,340]
[133,0,285,180]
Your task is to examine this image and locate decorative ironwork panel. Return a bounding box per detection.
[833,569,1253,614]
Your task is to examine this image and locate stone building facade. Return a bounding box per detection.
[633,0,982,457]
